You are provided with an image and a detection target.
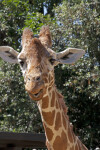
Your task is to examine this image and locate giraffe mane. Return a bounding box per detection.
[57,91,74,132]
[57,91,69,120]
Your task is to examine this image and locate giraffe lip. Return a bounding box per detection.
[28,86,44,100]
[33,89,43,98]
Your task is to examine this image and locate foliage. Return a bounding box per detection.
[51,1,100,149]
[0,0,100,149]
[0,0,46,133]
[0,62,43,133]
[53,1,100,61]
[28,0,62,16]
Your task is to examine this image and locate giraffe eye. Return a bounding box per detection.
[49,58,56,65]
[19,60,24,67]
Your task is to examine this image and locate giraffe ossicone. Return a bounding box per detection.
[0,26,88,150]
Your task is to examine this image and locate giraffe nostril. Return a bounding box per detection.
[28,78,31,81]
[36,76,41,81]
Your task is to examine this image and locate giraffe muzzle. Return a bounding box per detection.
[33,89,43,97]
[25,80,44,101]
[29,89,44,101]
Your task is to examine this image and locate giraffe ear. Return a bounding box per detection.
[0,46,19,63]
[39,26,52,48]
[56,48,85,64]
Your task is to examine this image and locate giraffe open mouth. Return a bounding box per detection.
[29,89,43,100]
[33,89,43,97]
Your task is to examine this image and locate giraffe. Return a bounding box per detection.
[0,26,88,150]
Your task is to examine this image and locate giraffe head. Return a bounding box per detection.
[0,26,85,101]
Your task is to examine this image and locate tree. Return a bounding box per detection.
[28,0,62,16]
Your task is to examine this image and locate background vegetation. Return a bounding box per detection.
[0,0,100,149]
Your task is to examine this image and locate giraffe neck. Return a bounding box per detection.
[37,85,88,150]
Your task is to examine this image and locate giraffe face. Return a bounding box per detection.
[18,28,55,101]
[0,26,85,100]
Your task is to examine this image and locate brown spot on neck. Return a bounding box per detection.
[43,123,54,141]
[42,110,55,126]
[55,112,61,131]
[53,131,69,150]
[42,96,49,109]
